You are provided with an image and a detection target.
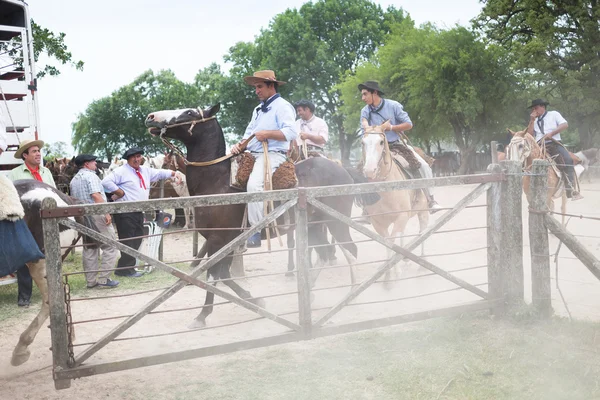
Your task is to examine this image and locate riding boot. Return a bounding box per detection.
[422,189,442,214]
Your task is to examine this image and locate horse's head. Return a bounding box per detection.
[361,122,390,180]
[145,104,221,144]
[505,128,531,165]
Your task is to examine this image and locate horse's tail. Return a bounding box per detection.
[343,167,380,206]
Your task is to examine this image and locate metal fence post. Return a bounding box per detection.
[158,180,165,261]
[499,160,524,306]
[486,163,504,315]
[295,188,312,337]
[42,197,72,389]
[529,160,552,317]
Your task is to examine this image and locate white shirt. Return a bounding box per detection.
[532,110,567,142]
[294,115,328,148]
[101,163,172,202]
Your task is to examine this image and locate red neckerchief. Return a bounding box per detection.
[26,164,43,182]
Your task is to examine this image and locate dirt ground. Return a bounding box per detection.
[0,181,599,399]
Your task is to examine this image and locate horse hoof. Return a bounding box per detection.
[11,349,31,366]
[285,271,295,278]
[188,319,206,330]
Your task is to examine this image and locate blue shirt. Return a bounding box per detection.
[101,163,172,202]
[70,168,107,204]
[243,95,298,152]
[360,99,412,142]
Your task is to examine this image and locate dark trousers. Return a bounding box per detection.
[545,141,576,194]
[113,212,144,276]
[17,265,32,303]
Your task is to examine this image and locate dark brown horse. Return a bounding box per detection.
[145,104,371,328]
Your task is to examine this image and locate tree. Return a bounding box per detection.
[31,20,84,78]
[43,141,68,160]
[72,70,201,160]
[474,0,600,148]
[341,23,523,173]
[223,0,406,161]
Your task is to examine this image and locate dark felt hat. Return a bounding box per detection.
[358,80,384,95]
[123,147,144,159]
[74,154,97,166]
[528,98,550,108]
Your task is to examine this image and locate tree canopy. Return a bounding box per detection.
[475,0,600,148]
[71,70,201,160]
[340,22,523,172]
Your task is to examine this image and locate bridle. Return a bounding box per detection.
[506,134,533,171]
[362,130,393,180]
[156,108,254,167]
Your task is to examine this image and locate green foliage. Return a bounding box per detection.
[43,141,69,160]
[341,23,523,171]
[223,0,406,160]
[474,0,600,148]
[31,20,84,78]
[72,70,201,161]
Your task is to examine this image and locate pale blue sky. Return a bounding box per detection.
[27,0,483,153]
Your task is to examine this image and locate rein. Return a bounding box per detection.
[157,109,255,167]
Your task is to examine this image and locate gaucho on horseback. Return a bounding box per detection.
[526,98,583,200]
[230,70,298,248]
[293,99,328,159]
[358,81,441,213]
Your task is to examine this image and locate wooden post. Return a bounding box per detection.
[486,163,504,314]
[491,141,498,164]
[230,245,245,278]
[529,160,552,317]
[499,160,524,306]
[295,188,312,337]
[42,198,72,390]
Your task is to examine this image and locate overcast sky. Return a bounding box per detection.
[27,0,483,153]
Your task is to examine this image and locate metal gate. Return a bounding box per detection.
[41,163,523,389]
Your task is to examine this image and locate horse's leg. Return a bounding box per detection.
[308,224,329,288]
[189,241,208,269]
[11,260,49,366]
[326,220,358,287]
[189,287,215,329]
[220,260,266,308]
[286,230,295,277]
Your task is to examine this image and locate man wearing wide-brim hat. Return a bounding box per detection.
[8,138,56,308]
[102,146,180,277]
[9,139,56,188]
[526,98,582,200]
[230,70,298,248]
[358,80,441,213]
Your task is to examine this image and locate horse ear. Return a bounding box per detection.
[205,103,221,118]
[507,129,516,136]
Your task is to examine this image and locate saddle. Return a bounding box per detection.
[389,142,422,171]
[230,152,298,191]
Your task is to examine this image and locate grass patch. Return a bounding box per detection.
[0,251,194,323]
[165,315,600,400]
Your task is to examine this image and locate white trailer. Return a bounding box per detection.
[0,0,40,176]
[0,0,38,285]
